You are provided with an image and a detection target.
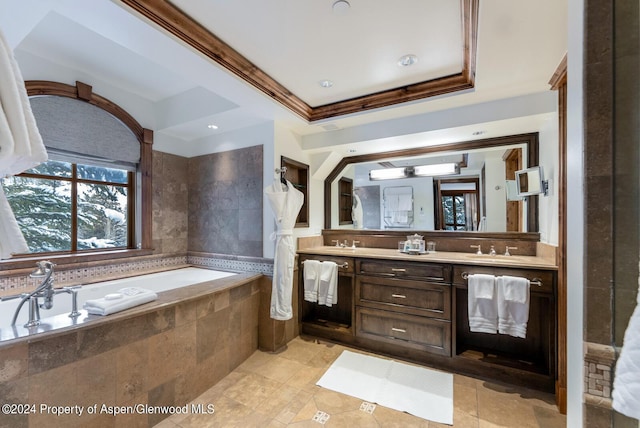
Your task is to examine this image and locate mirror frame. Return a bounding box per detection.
[324,132,539,231]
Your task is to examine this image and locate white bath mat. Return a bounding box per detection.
[316,350,453,425]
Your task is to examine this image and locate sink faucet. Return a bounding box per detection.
[504,246,518,256]
[351,240,360,249]
[470,244,482,255]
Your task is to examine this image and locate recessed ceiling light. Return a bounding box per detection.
[348,149,357,153]
[397,54,418,67]
[207,124,218,129]
[332,0,350,14]
[319,80,334,88]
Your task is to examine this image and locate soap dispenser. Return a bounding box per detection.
[489,245,496,256]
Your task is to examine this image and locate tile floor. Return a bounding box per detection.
[155,336,566,427]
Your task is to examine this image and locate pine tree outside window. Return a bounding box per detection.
[2,157,133,254]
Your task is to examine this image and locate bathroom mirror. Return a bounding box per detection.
[325,133,540,233]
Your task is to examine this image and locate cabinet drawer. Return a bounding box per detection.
[452,265,555,294]
[356,307,451,356]
[356,276,451,320]
[357,259,451,282]
[299,255,354,274]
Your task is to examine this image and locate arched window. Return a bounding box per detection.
[1,81,152,256]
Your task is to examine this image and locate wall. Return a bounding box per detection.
[264,123,324,259]
[152,151,189,254]
[483,153,507,232]
[188,145,264,258]
[581,0,640,426]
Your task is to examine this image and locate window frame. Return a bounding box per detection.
[8,161,135,253]
[0,81,153,269]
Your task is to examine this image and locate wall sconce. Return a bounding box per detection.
[369,163,459,180]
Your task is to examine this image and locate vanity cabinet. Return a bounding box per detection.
[297,251,557,392]
[355,259,452,356]
[298,254,355,341]
[452,265,556,390]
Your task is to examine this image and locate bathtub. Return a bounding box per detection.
[0,267,236,339]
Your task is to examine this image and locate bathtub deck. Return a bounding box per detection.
[0,270,259,344]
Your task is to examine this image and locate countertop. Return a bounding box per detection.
[297,246,557,270]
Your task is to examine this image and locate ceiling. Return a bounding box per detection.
[0,0,567,159]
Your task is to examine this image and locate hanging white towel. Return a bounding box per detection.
[0,186,28,258]
[497,276,530,338]
[303,260,322,303]
[318,261,338,307]
[83,287,158,316]
[352,194,363,229]
[467,274,498,334]
[0,28,47,177]
[612,278,640,420]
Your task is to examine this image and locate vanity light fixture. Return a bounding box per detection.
[369,167,406,181]
[413,162,459,176]
[369,163,459,180]
[207,124,219,129]
[398,54,418,67]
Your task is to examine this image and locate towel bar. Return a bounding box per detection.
[461,272,542,287]
[302,260,349,269]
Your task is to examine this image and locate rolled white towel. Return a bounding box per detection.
[83,287,158,316]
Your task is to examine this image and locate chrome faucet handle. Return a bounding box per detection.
[470,244,482,255]
[331,240,340,247]
[351,240,360,249]
[504,246,518,256]
[62,286,82,318]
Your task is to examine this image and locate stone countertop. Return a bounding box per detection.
[297,246,557,270]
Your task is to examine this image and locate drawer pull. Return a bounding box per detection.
[391,268,406,272]
[391,294,407,299]
[391,327,407,333]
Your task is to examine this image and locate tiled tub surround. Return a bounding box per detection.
[0,267,237,339]
[0,272,262,428]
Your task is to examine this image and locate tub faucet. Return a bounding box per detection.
[10,261,56,327]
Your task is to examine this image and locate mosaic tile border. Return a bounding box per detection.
[0,255,187,297]
[583,342,615,409]
[0,252,273,297]
[188,255,273,275]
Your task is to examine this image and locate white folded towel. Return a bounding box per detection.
[303,260,322,303]
[318,261,338,307]
[612,286,640,420]
[497,276,530,338]
[83,287,158,316]
[467,274,498,334]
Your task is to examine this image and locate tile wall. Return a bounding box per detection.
[187,145,264,258]
[583,0,639,426]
